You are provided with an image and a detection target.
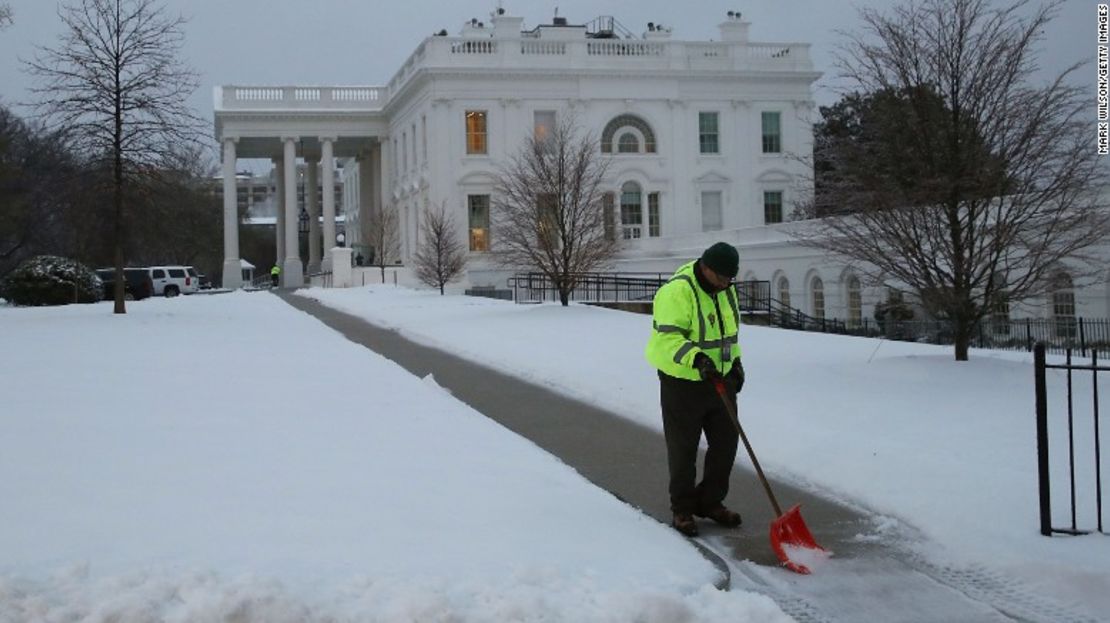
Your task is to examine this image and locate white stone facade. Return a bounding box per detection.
[213,9,1110,321]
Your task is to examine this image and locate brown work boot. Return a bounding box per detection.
[671,513,699,537]
[696,505,742,527]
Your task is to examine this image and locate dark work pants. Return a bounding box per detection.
[659,372,740,515]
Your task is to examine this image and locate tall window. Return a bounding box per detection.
[778,276,791,309]
[847,276,862,328]
[811,276,825,319]
[537,193,558,248]
[617,132,640,153]
[410,124,416,169]
[699,112,719,154]
[401,131,408,172]
[465,110,487,154]
[468,194,490,251]
[701,191,722,232]
[421,115,428,164]
[761,111,781,154]
[648,192,660,237]
[620,182,642,239]
[602,192,616,241]
[534,110,556,142]
[764,191,783,224]
[1052,272,1076,338]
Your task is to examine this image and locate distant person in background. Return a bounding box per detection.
[271,264,280,288]
[644,242,745,537]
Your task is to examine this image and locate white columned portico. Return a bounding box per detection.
[306,156,321,274]
[321,136,337,273]
[274,157,285,271]
[220,137,243,288]
[282,136,303,287]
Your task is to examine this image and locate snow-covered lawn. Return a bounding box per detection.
[299,285,1110,616]
[0,292,787,622]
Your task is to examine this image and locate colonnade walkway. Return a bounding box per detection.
[278,291,1095,623]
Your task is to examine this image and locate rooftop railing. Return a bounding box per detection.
[215,86,385,111]
[384,36,814,98]
[217,36,813,113]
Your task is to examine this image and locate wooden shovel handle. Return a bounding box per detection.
[712,378,784,517]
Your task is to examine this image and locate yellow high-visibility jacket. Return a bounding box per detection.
[645,260,741,381]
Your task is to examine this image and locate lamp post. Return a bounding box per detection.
[298,208,310,264]
[336,232,346,248]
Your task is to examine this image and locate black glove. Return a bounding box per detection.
[692,352,722,383]
[727,358,745,394]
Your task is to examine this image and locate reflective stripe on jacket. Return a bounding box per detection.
[644,260,741,381]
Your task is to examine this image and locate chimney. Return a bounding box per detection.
[492,8,524,39]
[718,11,749,42]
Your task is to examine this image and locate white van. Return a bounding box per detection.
[148,266,201,297]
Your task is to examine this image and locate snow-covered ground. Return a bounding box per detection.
[0,292,786,622]
[3,285,1108,620]
[298,285,1110,618]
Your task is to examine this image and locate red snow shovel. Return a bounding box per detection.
[712,377,828,574]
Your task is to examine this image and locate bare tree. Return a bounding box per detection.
[492,115,619,306]
[24,0,204,313]
[795,0,1106,360]
[0,4,13,28]
[364,205,400,283]
[413,201,467,295]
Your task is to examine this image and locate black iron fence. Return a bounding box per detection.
[1034,343,1106,536]
[507,272,668,304]
[801,317,1110,357]
[506,272,775,314]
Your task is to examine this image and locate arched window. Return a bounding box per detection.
[617,132,640,153]
[601,114,656,153]
[1052,271,1076,338]
[620,181,642,239]
[811,276,825,320]
[847,276,862,328]
[778,276,791,309]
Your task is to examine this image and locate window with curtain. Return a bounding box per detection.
[648,192,660,237]
[465,110,487,154]
[847,276,862,328]
[534,110,556,142]
[467,194,490,251]
[701,191,722,232]
[778,276,791,310]
[1052,272,1076,338]
[620,182,642,239]
[761,111,781,153]
[812,276,825,319]
[764,191,783,224]
[699,112,719,154]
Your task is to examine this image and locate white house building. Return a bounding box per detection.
[213,8,1110,323]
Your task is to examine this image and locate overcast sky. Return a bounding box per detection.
[0,0,1094,165]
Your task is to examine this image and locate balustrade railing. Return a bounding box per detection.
[217,86,384,110]
[220,37,813,113]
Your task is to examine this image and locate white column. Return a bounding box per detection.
[359,151,375,264]
[321,137,337,273]
[274,158,285,272]
[282,136,303,287]
[306,156,321,274]
[220,137,243,289]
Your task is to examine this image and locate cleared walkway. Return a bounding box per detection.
[278,292,1097,623]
